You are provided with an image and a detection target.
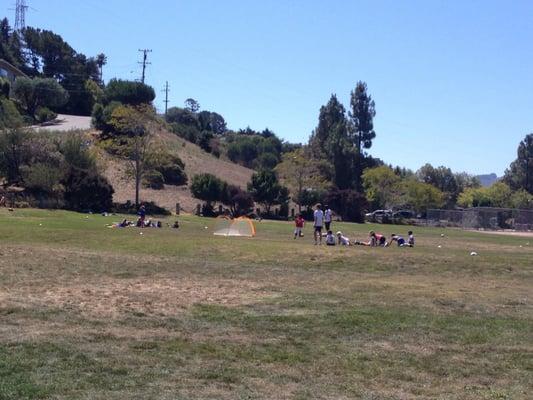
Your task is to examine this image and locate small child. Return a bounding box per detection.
[294,214,305,239]
[408,231,415,247]
[325,230,336,246]
[336,231,351,246]
[389,234,406,247]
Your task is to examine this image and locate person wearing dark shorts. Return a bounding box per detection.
[324,205,332,231]
[313,204,324,245]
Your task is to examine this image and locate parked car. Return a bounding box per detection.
[365,209,393,223]
[392,210,415,219]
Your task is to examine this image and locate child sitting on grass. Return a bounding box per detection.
[336,231,351,246]
[325,230,336,246]
[389,234,406,247]
[408,231,415,247]
[354,231,388,247]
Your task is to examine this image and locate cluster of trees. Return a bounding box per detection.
[0,129,114,211]
[1,18,105,115]
[191,170,289,218]
[167,99,299,169]
[166,99,227,155]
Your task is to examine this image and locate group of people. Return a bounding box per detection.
[293,204,415,248]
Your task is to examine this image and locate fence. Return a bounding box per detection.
[426,207,533,231]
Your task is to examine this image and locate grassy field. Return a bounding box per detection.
[0,209,532,399]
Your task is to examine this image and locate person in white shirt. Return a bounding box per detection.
[325,230,336,246]
[313,204,324,245]
[336,231,351,246]
[324,205,333,231]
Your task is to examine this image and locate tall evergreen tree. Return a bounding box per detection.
[309,95,355,190]
[349,81,376,189]
[504,133,533,194]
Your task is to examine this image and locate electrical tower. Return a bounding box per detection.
[138,49,152,84]
[162,81,170,117]
[14,0,29,31]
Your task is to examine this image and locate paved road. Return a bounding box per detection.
[32,114,92,132]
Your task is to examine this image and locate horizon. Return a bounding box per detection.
[4,0,533,176]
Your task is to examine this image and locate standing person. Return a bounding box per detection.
[138,204,146,228]
[313,204,324,245]
[294,214,305,239]
[324,205,333,231]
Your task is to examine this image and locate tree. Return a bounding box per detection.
[324,188,367,223]
[198,111,227,134]
[96,53,107,84]
[504,133,533,194]
[402,180,445,215]
[224,184,254,217]
[247,169,287,215]
[110,105,157,206]
[275,147,331,213]
[0,128,31,183]
[191,173,227,215]
[104,79,156,106]
[362,166,402,210]
[349,81,376,189]
[309,94,354,189]
[184,98,200,113]
[510,189,533,209]
[0,98,23,130]
[11,77,68,117]
[63,169,114,212]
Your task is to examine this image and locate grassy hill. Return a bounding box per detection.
[100,128,254,213]
[1,208,532,399]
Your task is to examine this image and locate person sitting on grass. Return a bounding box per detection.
[294,214,305,239]
[336,231,351,246]
[408,231,415,247]
[325,230,336,246]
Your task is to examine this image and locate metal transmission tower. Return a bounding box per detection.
[14,0,29,31]
[162,81,170,118]
[138,49,152,84]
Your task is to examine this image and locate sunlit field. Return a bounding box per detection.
[1,209,531,399]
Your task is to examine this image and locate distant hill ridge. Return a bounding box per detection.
[476,173,499,187]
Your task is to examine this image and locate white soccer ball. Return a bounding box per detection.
[139,232,143,235]
[470,251,478,256]
[204,226,208,229]
[440,233,445,237]
[438,245,442,248]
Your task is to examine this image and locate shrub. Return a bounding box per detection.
[143,170,165,190]
[112,200,170,216]
[0,77,10,98]
[35,107,57,124]
[63,169,114,212]
[11,77,68,117]
[104,79,155,106]
[0,99,23,129]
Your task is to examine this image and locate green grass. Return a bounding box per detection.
[0,208,532,399]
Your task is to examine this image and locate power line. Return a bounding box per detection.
[162,81,170,117]
[138,49,152,84]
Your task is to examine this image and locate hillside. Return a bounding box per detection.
[101,128,254,213]
[476,173,499,187]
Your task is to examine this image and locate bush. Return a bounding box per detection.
[143,170,165,190]
[0,77,10,98]
[35,107,57,124]
[63,169,114,212]
[104,79,155,106]
[112,200,170,216]
[11,77,68,117]
[0,99,23,129]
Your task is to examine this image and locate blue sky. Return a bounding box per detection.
[8,0,533,175]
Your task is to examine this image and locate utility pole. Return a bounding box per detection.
[14,0,29,31]
[162,81,170,118]
[138,49,152,84]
